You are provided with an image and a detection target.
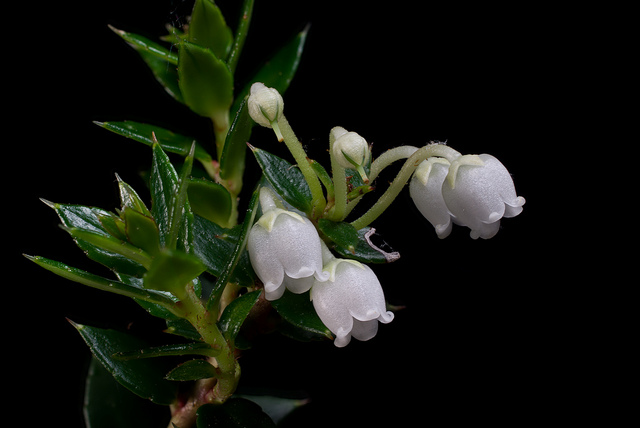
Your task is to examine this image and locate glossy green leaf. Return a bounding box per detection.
[117,174,152,216]
[231,25,309,118]
[178,41,233,119]
[110,25,178,64]
[317,219,359,253]
[166,318,203,341]
[249,147,312,214]
[150,143,179,247]
[96,210,127,241]
[188,0,233,60]
[96,121,212,163]
[206,182,261,310]
[25,255,177,308]
[187,178,233,227]
[123,207,161,257]
[62,226,154,269]
[83,357,165,428]
[114,342,219,360]
[44,201,146,276]
[218,290,262,343]
[166,359,218,381]
[72,322,178,405]
[226,0,254,73]
[138,48,184,103]
[270,291,332,341]
[220,96,251,190]
[196,398,276,428]
[144,249,206,300]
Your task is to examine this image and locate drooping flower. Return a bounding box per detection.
[409,157,455,239]
[443,154,525,239]
[311,257,394,347]
[247,188,329,300]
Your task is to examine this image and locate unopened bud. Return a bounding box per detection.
[248,83,284,139]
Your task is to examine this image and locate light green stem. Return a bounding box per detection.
[350,144,460,230]
[275,115,326,215]
[328,136,348,221]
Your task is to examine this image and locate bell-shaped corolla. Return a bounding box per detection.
[442,154,526,239]
[409,157,455,239]
[247,188,329,300]
[311,258,394,347]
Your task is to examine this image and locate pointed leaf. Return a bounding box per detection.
[226,0,254,73]
[218,290,262,343]
[72,322,178,405]
[178,41,233,119]
[249,147,312,213]
[117,174,152,216]
[96,121,212,163]
[110,25,178,64]
[188,0,233,60]
[220,97,251,190]
[123,207,161,257]
[114,342,219,360]
[270,291,332,341]
[150,143,179,247]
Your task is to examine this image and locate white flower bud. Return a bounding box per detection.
[409,158,455,239]
[442,154,525,239]
[248,82,284,129]
[247,188,329,300]
[331,128,371,170]
[311,259,394,347]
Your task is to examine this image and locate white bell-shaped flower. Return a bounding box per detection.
[409,157,455,239]
[311,257,394,347]
[442,154,525,239]
[247,188,329,300]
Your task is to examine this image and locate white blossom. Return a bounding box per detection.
[247,82,284,129]
[311,257,394,347]
[409,157,455,238]
[247,188,329,300]
[443,154,525,239]
[330,127,371,171]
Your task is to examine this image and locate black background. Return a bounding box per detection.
[13,0,595,426]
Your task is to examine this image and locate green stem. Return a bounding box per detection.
[327,137,348,221]
[275,115,326,216]
[350,144,460,230]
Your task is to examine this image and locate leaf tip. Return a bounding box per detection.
[39,198,57,209]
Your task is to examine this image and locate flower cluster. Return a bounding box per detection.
[247,188,394,347]
[410,153,525,239]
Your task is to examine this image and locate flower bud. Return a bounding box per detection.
[311,258,394,347]
[248,82,284,129]
[247,188,329,300]
[442,154,525,239]
[409,158,455,239]
[330,127,371,183]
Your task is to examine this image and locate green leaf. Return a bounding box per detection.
[117,174,152,216]
[187,178,232,227]
[72,322,178,405]
[150,143,179,248]
[144,249,206,300]
[96,121,212,163]
[188,0,233,60]
[218,290,262,343]
[84,357,165,428]
[114,342,219,360]
[178,41,233,119]
[226,0,254,73]
[25,255,178,308]
[110,25,178,64]
[62,226,154,269]
[166,359,218,381]
[317,219,359,253]
[196,398,276,428]
[270,291,332,341]
[249,147,312,214]
[220,96,251,190]
[231,25,309,118]
[123,207,161,257]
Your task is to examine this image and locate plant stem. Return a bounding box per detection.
[350,143,460,230]
[327,137,348,221]
[276,115,326,216]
